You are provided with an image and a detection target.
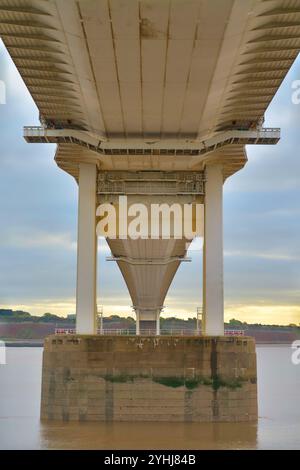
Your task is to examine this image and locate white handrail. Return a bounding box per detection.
[24,126,280,151]
[54,327,245,336]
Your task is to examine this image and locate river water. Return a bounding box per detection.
[0,345,299,449]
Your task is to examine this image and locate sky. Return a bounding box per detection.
[0,40,299,325]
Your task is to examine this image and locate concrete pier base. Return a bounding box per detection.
[41,335,257,422]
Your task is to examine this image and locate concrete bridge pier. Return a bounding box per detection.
[41,335,258,422]
[135,308,161,336]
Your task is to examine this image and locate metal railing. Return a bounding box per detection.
[24,126,280,156]
[54,328,245,336]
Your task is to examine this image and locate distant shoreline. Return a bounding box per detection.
[4,340,44,347]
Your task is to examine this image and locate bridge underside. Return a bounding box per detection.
[1,0,297,422]
[107,238,191,332]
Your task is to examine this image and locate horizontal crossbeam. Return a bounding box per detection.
[23,126,281,156]
[106,256,191,265]
[98,171,205,196]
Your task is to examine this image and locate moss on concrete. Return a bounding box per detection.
[104,374,134,383]
[102,373,246,390]
[212,376,244,391]
[103,373,149,383]
[152,376,184,388]
[185,377,212,389]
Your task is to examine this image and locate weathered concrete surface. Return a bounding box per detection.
[41,335,257,422]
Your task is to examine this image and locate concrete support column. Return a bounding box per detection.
[136,311,140,335]
[203,163,224,336]
[76,162,97,334]
[156,312,160,336]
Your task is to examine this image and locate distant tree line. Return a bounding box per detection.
[0,309,72,323]
[0,309,299,330]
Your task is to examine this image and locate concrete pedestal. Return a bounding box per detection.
[41,335,257,422]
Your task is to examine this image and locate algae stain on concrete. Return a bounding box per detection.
[102,373,244,390]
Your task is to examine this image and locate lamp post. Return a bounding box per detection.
[196,307,202,335]
[97,305,103,334]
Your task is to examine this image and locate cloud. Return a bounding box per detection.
[224,304,300,326]
[224,249,300,262]
[1,300,76,317]
[98,237,111,254]
[0,231,77,251]
[187,237,203,253]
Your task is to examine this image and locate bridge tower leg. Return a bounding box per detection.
[75,162,98,334]
[156,311,160,336]
[203,163,224,336]
[135,310,140,335]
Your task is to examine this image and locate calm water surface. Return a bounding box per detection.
[0,345,299,449]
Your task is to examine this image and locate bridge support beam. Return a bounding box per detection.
[76,162,97,335]
[203,163,224,336]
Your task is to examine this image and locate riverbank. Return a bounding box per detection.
[4,340,44,347]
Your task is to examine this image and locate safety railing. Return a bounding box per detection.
[24,126,280,155]
[55,328,245,336]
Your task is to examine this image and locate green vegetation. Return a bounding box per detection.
[103,373,148,383]
[228,317,300,330]
[0,310,299,342]
[153,376,215,389]
[102,373,246,390]
[185,377,212,389]
[1,309,299,330]
[152,376,184,388]
[211,376,244,391]
[152,375,244,390]
[0,309,69,323]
